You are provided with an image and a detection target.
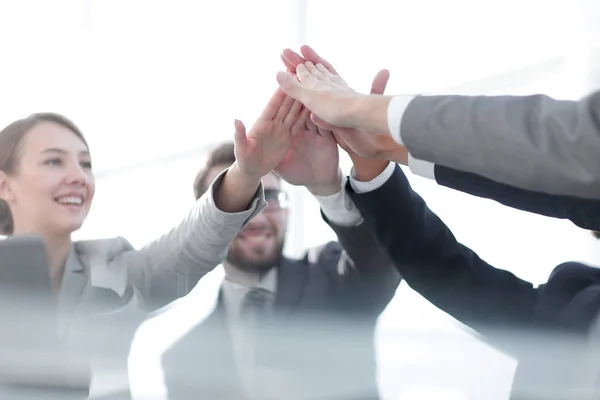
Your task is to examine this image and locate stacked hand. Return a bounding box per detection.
[274,107,342,196]
[231,81,342,197]
[279,45,408,165]
[232,88,299,181]
[229,45,407,200]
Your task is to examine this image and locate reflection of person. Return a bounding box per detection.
[0,103,291,396]
[161,90,399,400]
[278,45,600,200]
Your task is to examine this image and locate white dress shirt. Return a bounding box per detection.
[387,95,436,180]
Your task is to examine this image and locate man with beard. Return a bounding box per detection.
[159,102,399,399]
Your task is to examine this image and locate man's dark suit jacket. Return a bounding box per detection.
[348,165,600,399]
[434,164,600,231]
[161,216,400,400]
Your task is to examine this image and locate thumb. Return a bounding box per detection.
[276,71,306,102]
[310,113,347,133]
[233,119,247,153]
[331,131,352,153]
[370,69,390,95]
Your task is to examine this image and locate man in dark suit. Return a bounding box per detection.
[344,156,600,399]
[161,119,399,399]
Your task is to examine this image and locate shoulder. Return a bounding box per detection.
[73,236,135,262]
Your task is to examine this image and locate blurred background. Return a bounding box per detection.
[1,0,600,398]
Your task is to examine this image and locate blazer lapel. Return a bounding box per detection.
[56,247,88,338]
[273,258,308,315]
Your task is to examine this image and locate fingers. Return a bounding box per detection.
[261,87,288,120]
[282,100,303,129]
[233,119,247,153]
[295,63,315,83]
[280,54,296,72]
[300,45,340,76]
[370,69,390,95]
[275,93,296,121]
[276,71,307,103]
[281,48,305,72]
[304,61,320,76]
[292,107,312,135]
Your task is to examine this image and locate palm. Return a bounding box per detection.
[238,119,293,177]
[234,88,301,180]
[275,121,339,187]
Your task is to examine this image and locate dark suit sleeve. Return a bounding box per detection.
[313,214,401,315]
[348,164,538,332]
[435,164,600,231]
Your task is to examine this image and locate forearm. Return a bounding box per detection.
[214,162,262,213]
[400,93,600,199]
[435,164,600,231]
[348,166,538,329]
[125,170,266,310]
[347,95,393,136]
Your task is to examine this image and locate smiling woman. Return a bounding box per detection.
[0,113,94,291]
[0,111,274,397]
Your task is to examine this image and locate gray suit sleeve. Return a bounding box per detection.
[400,91,600,199]
[119,168,266,310]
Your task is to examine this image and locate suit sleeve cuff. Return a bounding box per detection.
[349,161,396,193]
[387,95,416,145]
[408,154,435,180]
[312,179,364,227]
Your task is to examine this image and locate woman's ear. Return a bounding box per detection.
[0,171,13,202]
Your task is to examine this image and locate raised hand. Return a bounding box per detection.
[215,88,303,213]
[233,88,300,181]
[278,45,392,135]
[313,69,407,164]
[281,45,344,81]
[274,107,342,195]
[276,62,365,130]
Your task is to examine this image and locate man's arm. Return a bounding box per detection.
[313,176,401,315]
[277,46,600,199]
[347,163,539,333]
[402,154,600,231]
[308,158,399,315]
[398,92,600,200]
[433,164,600,231]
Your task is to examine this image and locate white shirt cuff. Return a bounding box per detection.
[387,95,416,145]
[312,179,363,227]
[408,155,435,180]
[349,161,396,194]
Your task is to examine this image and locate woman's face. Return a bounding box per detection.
[0,122,95,236]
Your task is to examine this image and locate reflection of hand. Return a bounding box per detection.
[233,88,298,181]
[274,108,342,196]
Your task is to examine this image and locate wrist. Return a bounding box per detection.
[307,172,343,196]
[228,162,262,191]
[352,158,389,182]
[390,146,409,166]
[350,95,393,135]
